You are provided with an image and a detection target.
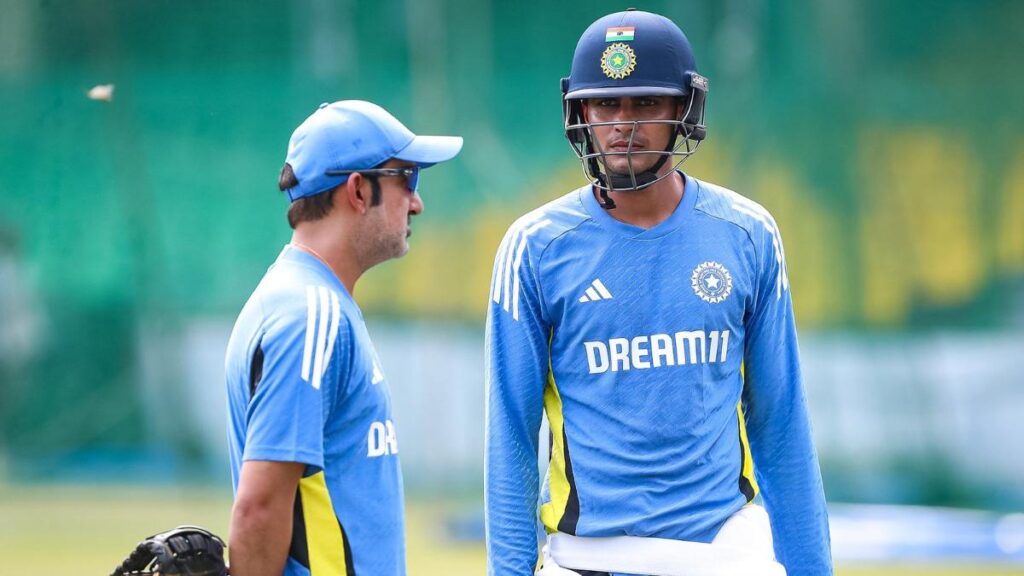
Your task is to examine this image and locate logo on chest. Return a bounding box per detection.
[691,261,733,304]
[584,330,730,374]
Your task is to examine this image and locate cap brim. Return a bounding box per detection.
[394,135,464,168]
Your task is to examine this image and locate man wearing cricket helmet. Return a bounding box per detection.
[485,9,832,576]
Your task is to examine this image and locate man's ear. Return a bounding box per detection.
[342,173,369,215]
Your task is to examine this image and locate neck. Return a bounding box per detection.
[599,170,685,229]
[291,227,364,294]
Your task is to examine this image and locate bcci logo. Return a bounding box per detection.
[601,43,636,79]
[691,261,733,304]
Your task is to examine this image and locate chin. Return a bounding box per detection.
[394,241,410,259]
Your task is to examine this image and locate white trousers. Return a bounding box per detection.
[536,505,785,576]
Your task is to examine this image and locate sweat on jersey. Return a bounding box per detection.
[485,173,832,576]
[226,245,405,576]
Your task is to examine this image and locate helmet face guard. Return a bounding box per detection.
[561,10,709,195]
[563,72,708,192]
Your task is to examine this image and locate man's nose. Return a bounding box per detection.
[409,191,424,215]
[610,102,637,127]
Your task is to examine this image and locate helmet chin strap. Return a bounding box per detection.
[595,134,675,208]
[595,184,617,209]
[606,152,669,190]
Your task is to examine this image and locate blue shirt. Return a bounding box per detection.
[485,173,831,576]
[226,245,405,576]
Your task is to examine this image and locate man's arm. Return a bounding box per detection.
[229,460,306,576]
[742,217,833,576]
[485,222,550,576]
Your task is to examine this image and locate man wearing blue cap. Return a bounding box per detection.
[485,9,832,576]
[225,100,462,576]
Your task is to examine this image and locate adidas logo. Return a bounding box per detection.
[578,279,613,303]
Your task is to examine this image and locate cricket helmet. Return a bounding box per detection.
[562,9,708,201]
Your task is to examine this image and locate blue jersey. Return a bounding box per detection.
[485,173,831,576]
[226,245,405,576]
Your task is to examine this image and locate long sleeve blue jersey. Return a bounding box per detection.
[485,173,832,576]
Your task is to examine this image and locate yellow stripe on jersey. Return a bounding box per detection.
[737,400,760,498]
[540,333,571,534]
[299,471,349,575]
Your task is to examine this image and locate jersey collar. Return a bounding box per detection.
[580,170,698,239]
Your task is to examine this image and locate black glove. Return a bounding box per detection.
[110,525,228,576]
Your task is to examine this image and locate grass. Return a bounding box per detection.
[0,484,1019,575]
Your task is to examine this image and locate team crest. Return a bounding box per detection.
[601,43,636,79]
[691,261,733,304]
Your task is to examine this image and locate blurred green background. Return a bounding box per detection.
[1,0,1023,573]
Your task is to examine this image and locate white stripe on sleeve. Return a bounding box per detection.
[321,291,341,378]
[301,286,316,382]
[311,286,330,389]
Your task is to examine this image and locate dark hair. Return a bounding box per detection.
[286,190,335,229]
[366,176,382,207]
[278,162,386,229]
[280,163,333,229]
[359,159,387,207]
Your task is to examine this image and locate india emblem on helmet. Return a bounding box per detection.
[600,43,636,80]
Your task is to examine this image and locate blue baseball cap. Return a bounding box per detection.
[282,100,464,201]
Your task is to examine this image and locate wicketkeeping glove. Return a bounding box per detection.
[109,525,228,576]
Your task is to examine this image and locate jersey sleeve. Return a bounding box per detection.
[243,291,347,473]
[485,226,551,576]
[741,223,833,576]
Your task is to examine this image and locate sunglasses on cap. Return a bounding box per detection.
[325,166,420,192]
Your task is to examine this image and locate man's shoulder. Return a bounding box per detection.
[500,186,593,258]
[691,177,781,240]
[250,262,354,335]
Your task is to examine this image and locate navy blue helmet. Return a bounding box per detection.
[562,10,708,199]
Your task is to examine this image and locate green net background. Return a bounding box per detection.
[1,0,1022,506]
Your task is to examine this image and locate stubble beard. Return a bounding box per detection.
[359,212,408,269]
